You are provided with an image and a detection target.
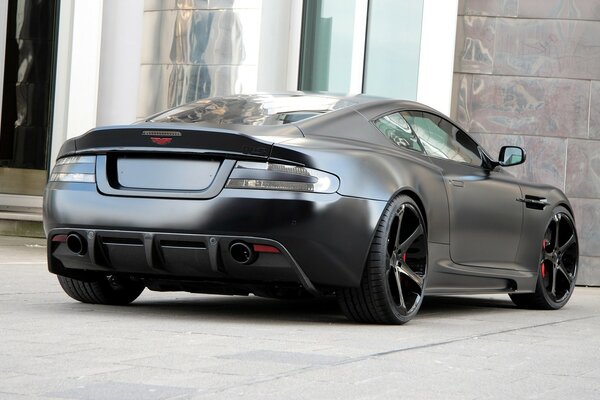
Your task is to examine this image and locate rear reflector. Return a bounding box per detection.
[253,244,280,254]
[52,234,68,243]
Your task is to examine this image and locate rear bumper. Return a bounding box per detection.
[44,182,387,290]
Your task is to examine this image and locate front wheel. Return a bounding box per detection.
[510,206,578,310]
[337,195,428,324]
[57,274,145,305]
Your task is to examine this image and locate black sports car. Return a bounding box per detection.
[43,93,579,324]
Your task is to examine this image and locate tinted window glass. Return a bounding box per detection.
[374,112,424,153]
[402,111,482,166]
[149,94,356,125]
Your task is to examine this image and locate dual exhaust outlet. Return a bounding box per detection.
[64,233,274,266]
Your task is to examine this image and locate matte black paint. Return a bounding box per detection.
[44,94,576,298]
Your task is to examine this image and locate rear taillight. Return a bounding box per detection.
[225,161,339,194]
[49,156,96,183]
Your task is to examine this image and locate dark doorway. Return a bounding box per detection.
[0,0,59,195]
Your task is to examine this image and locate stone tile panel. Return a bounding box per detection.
[570,198,600,257]
[518,0,600,21]
[577,257,600,286]
[453,73,471,128]
[566,139,600,198]
[459,0,518,17]
[471,133,567,189]
[494,18,600,80]
[454,17,496,74]
[589,81,600,139]
[456,74,589,137]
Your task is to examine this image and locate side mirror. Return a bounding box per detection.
[498,146,526,167]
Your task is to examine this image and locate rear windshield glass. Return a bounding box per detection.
[148,94,356,126]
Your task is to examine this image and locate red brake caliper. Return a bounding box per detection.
[402,253,407,263]
[541,239,548,278]
[541,262,546,278]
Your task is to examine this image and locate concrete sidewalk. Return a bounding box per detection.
[1,235,599,400]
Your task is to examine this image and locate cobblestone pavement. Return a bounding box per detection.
[1,235,600,399]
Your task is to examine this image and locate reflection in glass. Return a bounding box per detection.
[167,0,246,109]
[150,93,357,126]
[374,113,424,152]
[402,111,483,166]
[501,147,523,165]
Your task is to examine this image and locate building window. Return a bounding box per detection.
[363,0,423,99]
[299,0,423,99]
[299,0,357,93]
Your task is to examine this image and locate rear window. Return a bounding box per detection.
[149,94,357,126]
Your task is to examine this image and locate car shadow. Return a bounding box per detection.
[422,295,519,312]
[85,293,520,324]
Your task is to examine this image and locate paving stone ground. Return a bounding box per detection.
[1,235,599,399]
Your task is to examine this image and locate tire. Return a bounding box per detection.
[337,195,428,324]
[510,206,578,310]
[57,274,145,305]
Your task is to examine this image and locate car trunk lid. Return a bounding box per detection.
[68,123,302,199]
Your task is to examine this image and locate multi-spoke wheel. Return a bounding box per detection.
[510,206,578,310]
[337,195,427,324]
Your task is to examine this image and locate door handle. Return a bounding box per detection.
[448,179,464,187]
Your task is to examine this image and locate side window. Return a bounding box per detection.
[374,112,424,153]
[401,111,483,167]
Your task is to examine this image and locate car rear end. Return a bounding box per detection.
[44,121,385,296]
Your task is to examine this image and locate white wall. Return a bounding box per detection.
[417,0,459,115]
[257,0,303,92]
[96,0,144,126]
[51,0,145,167]
[51,0,104,168]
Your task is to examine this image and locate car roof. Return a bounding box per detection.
[147,92,441,125]
[144,92,466,139]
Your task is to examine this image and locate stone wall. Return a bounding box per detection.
[452,0,600,285]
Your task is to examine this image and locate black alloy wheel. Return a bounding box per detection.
[510,206,578,309]
[338,195,428,324]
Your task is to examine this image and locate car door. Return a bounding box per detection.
[402,110,523,269]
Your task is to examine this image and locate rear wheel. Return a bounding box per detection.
[510,206,578,309]
[57,274,145,305]
[337,195,427,324]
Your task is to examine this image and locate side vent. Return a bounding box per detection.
[516,195,549,210]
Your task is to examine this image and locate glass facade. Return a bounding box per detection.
[299,0,424,99]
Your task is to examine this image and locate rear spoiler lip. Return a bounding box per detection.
[55,123,301,160]
[59,146,275,163]
[56,124,308,166]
